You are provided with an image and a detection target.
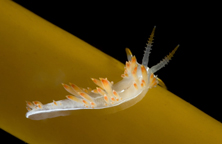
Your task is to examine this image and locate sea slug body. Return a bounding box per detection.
[26,27,179,120]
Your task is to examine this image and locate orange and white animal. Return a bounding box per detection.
[26,26,179,120]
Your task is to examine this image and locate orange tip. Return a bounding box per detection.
[53,100,57,106]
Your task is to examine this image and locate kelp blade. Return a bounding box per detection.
[0,1,222,144]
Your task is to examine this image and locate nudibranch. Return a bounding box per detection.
[26,26,179,120]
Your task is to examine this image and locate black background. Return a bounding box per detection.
[1,1,220,143]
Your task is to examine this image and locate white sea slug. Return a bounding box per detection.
[26,26,179,120]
